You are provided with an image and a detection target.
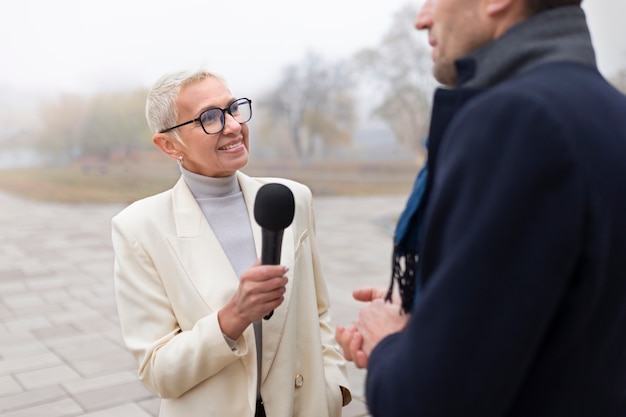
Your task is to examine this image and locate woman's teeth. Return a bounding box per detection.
[219,141,241,151]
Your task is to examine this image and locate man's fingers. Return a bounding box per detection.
[353,287,386,302]
[346,328,362,363]
[354,350,368,369]
[336,326,354,361]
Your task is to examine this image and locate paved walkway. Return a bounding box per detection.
[0,190,407,416]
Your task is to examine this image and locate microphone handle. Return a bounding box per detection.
[261,229,284,319]
[261,229,284,265]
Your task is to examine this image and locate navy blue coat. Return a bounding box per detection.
[366,61,626,416]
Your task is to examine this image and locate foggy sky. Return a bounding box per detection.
[1,0,624,99]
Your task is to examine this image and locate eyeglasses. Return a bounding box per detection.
[160,98,252,135]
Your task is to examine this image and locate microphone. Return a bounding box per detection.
[253,183,295,319]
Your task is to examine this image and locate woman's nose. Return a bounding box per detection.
[222,112,242,134]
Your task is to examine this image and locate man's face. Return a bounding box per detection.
[173,77,250,177]
[415,0,492,86]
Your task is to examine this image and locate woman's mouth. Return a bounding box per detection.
[219,140,243,151]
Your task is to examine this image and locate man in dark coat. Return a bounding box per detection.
[336,0,626,416]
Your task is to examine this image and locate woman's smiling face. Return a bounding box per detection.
[172,76,250,177]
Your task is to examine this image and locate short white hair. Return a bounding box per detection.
[145,69,226,140]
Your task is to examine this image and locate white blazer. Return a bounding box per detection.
[112,171,350,417]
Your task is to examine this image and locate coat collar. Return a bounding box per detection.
[456,6,595,88]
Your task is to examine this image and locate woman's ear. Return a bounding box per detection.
[153,134,182,161]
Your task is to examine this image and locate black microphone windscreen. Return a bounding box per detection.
[254,183,295,231]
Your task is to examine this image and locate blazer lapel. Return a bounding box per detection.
[167,177,240,312]
[238,172,295,385]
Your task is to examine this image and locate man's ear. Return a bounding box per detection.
[485,0,527,37]
[153,133,182,161]
[485,0,514,16]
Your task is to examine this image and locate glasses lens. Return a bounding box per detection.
[199,108,225,135]
[230,99,252,124]
[198,99,252,135]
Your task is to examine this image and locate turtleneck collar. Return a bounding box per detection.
[455,6,596,89]
[180,166,240,199]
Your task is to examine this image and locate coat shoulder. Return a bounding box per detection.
[243,174,312,200]
[112,188,174,226]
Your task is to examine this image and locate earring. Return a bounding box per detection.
[178,154,183,166]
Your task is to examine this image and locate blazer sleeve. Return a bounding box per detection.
[111,209,246,399]
[366,90,584,416]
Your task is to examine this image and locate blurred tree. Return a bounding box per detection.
[35,94,87,161]
[257,51,356,163]
[353,2,436,162]
[0,87,40,147]
[33,88,151,162]
[82,88,151,158]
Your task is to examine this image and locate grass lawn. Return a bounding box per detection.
[0,154,179,204]
[0,152,419,204]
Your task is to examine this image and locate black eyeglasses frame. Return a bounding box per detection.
[159,97,252,135]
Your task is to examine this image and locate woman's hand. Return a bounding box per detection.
[218,260,288,339]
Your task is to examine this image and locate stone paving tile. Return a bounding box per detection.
[31,323,84,341]
[14,364,81,390]
[69,351,137,377]
[50,336,128,362]
[45,333,111,351]
[73,380,155,411]
[3,316,53,333]
[81,403,153,417]
[0,190,407,416]
[0,340,49,359]
[0,375,22,397]
[62,371,138,395]
[0,386,68,414]
[39,289,75,305]
[0,330,39,351]
[2,398,84,417]
[137,397,160,416]
[4,302,66,319]
[0,303,13,321]
[2,292,47,309]
[0,353,62,376]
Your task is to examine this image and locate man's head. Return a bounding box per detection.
[147,69,251,177]
[415,0,582,86]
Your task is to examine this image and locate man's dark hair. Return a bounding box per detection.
[526,0,582,15]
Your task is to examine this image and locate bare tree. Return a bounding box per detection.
[257,51,356,163]
[82,88,151,158]
[34,94,88,161]
[353,3,436,161]
[33,89,151,162]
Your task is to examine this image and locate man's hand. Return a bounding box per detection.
[219,260,288,339]
[356,299,408,356]
[336,325,369,368]
[352,287,387,303]
[352,286,401,305]
[336,287,402,369]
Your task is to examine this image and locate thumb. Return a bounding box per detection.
[353,287,385,302]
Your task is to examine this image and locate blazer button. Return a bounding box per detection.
[294,374,304,388]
